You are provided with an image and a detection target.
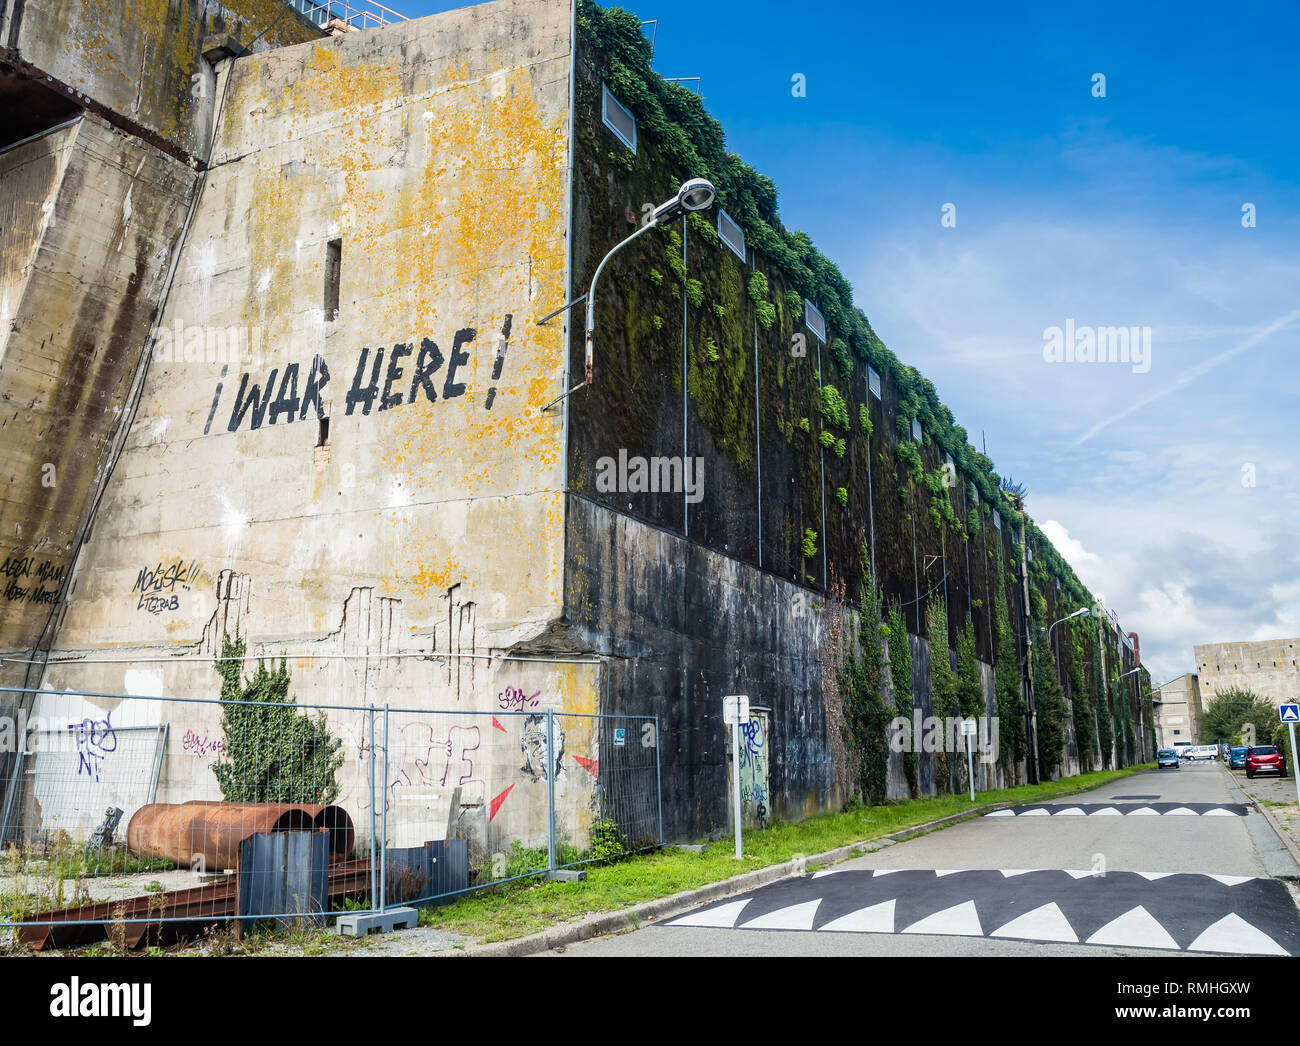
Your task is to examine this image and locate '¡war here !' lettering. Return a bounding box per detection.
[206,319,513,434]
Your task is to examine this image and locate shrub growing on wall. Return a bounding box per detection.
[956,617,982,718]
[886,601,917,796]
[1068,624,1095,771]
[993,546,1026,778]
[926,593,958,792]
[212,632,343,803]
[838,551,892,804]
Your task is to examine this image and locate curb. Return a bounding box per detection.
[448,767,1151,958]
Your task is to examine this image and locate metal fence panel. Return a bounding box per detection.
[0,685,662,948]
[552,712,662,872]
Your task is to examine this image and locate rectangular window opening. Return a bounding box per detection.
[717,208,745,260]
[317,415,330,447]
[804,299,826,343]
[325,238,342,321]
[601,84,636,152]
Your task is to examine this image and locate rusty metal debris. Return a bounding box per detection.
[126,801,354,870]
[16,857,373,950]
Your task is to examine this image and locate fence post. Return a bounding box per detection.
[367,703,377,912]
[546,708,556,873]
[654,714,663,847]
[380,702,389,914]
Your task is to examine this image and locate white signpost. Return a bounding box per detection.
[962,718,977,801]
[1281,704,1300,807]
[724,696,750,859]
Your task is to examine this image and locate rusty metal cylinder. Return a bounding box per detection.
[127,802,354,870]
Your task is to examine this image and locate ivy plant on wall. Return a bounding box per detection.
[212,632,343,804]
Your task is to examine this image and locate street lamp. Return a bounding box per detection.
[1041,606,1090,646]
[538,178,718,410]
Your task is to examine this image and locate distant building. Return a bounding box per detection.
[1153,673,1202,747]
[1195,640,1300,710]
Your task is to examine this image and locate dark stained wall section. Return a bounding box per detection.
[564,493,842,841]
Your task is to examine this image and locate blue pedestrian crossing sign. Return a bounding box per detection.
[1280,704,1300,723]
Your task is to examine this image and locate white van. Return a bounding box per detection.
[1185,744,1218,762]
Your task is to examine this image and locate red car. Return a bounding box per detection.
[1245,745,1287,779]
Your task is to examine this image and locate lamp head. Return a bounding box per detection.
[652,177,717,223]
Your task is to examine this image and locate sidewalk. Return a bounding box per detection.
[1227,763,1300,868]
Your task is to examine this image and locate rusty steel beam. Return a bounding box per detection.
[17,858,376,950]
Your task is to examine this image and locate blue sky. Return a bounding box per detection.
[401,0,1300,685]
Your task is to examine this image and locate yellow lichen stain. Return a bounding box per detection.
[409,558,463,599]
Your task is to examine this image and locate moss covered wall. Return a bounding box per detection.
[565,5,1151,817]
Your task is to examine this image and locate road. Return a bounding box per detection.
[549,762,1300,957]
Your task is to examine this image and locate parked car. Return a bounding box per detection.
[1229,746,1248,769]
[1245,745,1287,779]
[1157,749,1181,769]
[1187,745,1219,761]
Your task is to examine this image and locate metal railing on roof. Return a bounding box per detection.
[288,0,408,32]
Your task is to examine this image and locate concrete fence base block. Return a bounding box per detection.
[336,907,419,937]
[547,869,588,882]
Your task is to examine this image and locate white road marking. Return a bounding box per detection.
[740,899,822,931]
[1089,807,1121,816]
[984,809,1015,817]
[1053,807,1086,816]
[1085,906,1179,950]
[670,899,751,928]
[990,902,1079,943]
[1126,807,1160,816]
[819,899,896,934]
[1206,874,1255,886]
[901,900,983,937]
[1188,913,1287,956]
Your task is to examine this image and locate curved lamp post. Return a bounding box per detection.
[539,178,717,410]
[1041,606,1090,647]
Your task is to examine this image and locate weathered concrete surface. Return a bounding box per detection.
[1196,638,1300,709]
[0,114,197,663]
[1,0,323,158]
[30,0,588,853]
[564,492,845,841]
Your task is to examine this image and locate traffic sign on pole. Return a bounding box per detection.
[723,695,750,725]
[724,696,749,858]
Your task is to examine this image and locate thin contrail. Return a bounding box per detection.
[1070,308,1300,448]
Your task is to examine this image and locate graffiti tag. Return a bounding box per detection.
[131,558,202,614]
[67,711,117,782]
[497,686,541,713]
[182,728,227,761]
[1,556,64,606]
